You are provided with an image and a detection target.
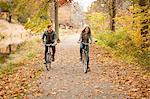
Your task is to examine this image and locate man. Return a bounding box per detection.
[42,25,57,63]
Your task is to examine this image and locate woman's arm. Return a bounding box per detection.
[89,35,93,44]
[78,33,82,42]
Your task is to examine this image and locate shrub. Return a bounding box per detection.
[87,12,149,66]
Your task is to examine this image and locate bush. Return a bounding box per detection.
[95,29,150,66]
[87,12,149,66]
[95,29,128,48]
[25,17,51,34]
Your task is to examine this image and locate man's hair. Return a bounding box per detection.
[47,25,52,28]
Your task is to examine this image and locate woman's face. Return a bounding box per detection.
[85,27,89,33]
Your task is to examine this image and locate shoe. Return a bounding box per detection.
[80,58,82,63]
[80,58,82,62]
[52,57,55,62]
[87,67,91,72]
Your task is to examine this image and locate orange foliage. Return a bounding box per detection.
[58,0,73,5]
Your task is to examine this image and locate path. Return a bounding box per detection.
[28,33,128,99]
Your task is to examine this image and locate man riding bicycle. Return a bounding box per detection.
[42,25,57,63]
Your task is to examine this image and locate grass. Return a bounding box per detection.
[0,37,43,76]
[0,56,6,63]
[27,51,36,59]
[0,38,44,97]
[94,30,150,68]
[0,61,25,76]
[0,24,8,40]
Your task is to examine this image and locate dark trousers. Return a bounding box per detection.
[80,43,89,67]
[45,46,55,61]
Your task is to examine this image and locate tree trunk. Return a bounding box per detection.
[110,0,116,32]
[8,44,12,54]
[54,0,60,42]
[138,0,150,49]
[8,13,12,23]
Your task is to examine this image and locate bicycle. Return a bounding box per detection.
[80,42,90,73]
[44,43,56,71]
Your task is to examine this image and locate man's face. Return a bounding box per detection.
[48,26,52,32]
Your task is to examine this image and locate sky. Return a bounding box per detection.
[74,0,96,12]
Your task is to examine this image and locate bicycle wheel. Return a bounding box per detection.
[82,51,88,73]
[46,53,51,71]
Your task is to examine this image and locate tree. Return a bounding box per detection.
[138,0,150,49]
[110,0,116,32]
[0,0,12,22]
[88,0,132,32]
[133,0,150,49]
[88,0,117,32]
[24,0,52,33]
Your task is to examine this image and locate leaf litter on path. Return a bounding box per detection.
[90,44,150,98]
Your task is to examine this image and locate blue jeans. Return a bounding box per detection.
[80,43,89,67]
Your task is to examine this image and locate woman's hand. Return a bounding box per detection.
[77,41,80,44]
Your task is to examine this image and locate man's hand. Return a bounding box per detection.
[41,41,45,45]
[52,42,57,46]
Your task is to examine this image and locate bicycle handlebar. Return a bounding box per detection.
[78,41,91,45]
[43,43,56,46]
[82,42,90,45]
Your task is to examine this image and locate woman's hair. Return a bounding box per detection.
[82,26,91,36]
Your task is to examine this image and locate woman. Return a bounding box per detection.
[78,26,93,70]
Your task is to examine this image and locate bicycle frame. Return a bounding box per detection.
[47,46,52,63]
[44,44,54,71]
[81,42,89,73]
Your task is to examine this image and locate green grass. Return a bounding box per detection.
[95,30,150,67]
[0,61,23,76]
[27,51,36,59]
[0,37,43,76]
[0,56,6,63]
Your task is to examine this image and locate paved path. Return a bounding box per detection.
[29,33,127,99]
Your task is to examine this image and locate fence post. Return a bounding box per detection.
[8,44,12,54]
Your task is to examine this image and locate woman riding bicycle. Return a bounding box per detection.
[78,26,93,71]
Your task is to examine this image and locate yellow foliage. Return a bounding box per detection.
[87,8,150,66]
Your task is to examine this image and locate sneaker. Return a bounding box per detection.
[87,67,91,72]
[80,58,82,62]
[80,58,82,63]
[52,57,55,62]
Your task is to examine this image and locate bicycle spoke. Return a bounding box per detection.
[46,52,52,71]
[82,50,88,73]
